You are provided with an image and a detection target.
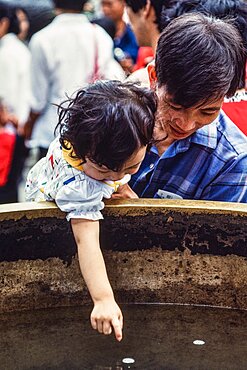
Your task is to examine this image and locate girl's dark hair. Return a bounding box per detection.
[156,13,246,107]
[0,2,20,35]
[56,80,156,171]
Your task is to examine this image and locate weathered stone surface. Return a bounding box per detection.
[0,199,247,312]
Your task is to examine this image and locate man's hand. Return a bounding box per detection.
[91,298,123,341]
[112,183,139,199]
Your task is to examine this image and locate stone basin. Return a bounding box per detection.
[0,199,247,313]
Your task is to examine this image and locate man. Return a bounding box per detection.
[125,0,168,52]
[0,2,31,126]
[125,0,174,84]
[101,0,139,73]
[24,0,121,159]
[0,2,30,202]
[116,13,247,202]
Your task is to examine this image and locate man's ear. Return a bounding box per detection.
[147,63,157,90]
[143,0,152,19]
[143,0,157,22]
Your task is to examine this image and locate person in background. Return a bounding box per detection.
[125,0,175,85]
[114,14,247,203]
[16,7,30,43]
[101,0,139,74]
[92,15,116,39]
[23,0,124,160]
[0,98,28,204]
[0,2,31,128]
[125,0,168,52]
[91,16,126,79]
[0,2,31,203]
[26,80,156,341]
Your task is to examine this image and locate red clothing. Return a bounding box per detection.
[222,100,247,136]
[133,47,154,71]
[0,130,16,186]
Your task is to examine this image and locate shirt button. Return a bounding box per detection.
[150,163,154,169]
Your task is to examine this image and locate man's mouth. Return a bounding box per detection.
[169,124,188,136]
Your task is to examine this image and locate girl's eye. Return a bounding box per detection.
[98,169,109,174]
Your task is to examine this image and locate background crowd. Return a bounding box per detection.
[0,0,247,204]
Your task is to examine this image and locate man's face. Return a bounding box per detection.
[101,0,124,23]
[155,87,224,141]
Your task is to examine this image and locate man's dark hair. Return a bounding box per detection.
[161,0,247,88]
[125,0,176,32]
[155,13,246,107]
[57,80,156,171]
[0,2,19,35]
[53,0,87,11]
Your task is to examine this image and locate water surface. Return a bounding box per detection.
[1,304,247,370]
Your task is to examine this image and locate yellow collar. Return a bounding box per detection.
[62,141,123,192]
[62,142,84,171]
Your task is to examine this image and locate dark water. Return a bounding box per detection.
[0,304,247,370]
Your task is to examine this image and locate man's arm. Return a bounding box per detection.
[201,154,247,203]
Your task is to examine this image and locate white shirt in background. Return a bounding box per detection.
[30,13,125,149]
[0,33,31,125]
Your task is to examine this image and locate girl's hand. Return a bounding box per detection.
[90,298,123,341]
[112,183,139,199]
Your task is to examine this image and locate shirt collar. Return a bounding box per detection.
[190,118,218,149]
[53,13,89,24]
[62,141,84,171]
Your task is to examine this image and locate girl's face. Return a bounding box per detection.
[83,146,147,181]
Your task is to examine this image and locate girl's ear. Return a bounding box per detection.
[147,63,157,90]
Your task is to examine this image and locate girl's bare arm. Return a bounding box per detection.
[71,218,123,341]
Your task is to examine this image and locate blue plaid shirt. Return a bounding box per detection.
[130,111,247,203]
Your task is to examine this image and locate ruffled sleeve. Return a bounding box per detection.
[55,176,109,221]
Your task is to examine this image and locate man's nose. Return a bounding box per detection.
[177,112,197,131]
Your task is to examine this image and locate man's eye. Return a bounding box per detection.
[201,111,217,116]
[169,104,183,111]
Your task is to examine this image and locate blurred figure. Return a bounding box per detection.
[92,15,116,39]
[24,0,123,160]
[22,1,55,41]
[92,16,126,79]
[0,1,31,126]
[0,2,31,203]
[16,7,30,43]
[125,0,167,52]
[101,0,139,74]
[0,99,27,203]
[125,0,174,85]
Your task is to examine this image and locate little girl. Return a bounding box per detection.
[25,80,156,341]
